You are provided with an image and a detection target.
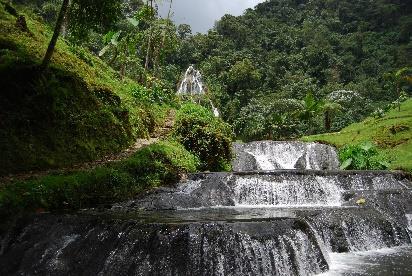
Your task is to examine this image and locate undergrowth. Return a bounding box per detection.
[338,141,390,170]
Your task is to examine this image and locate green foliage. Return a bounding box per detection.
[120,140,199,186]
[0,141,198,218]
[68,0,122,40]
[339,141,390,170]
[235,97,303,141]
[173,103,233,171]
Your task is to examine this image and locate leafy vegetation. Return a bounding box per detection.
[339,142,389,170]
[173,103,233,171]
[303,99,412,172]
[0,141,199,219]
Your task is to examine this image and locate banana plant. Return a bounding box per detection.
[98,16,144,77]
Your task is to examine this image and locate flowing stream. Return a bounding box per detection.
[1,141,411,275]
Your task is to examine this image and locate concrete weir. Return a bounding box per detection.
[1,141,411,275]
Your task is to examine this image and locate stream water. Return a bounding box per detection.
[0,141,411,275]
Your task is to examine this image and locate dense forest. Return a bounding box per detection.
[176,0,412,140]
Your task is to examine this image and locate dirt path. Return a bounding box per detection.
[0,110,175,184]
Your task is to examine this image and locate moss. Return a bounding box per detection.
[302,99,412,172]
[0,141,199,219]
[0,4,168,175]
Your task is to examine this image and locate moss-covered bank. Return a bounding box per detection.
[0,3,166,175]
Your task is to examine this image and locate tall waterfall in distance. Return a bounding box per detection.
[178,65,220,117]
[177,65,205,95]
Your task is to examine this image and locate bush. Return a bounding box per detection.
[173,103,233,171]
[0,141,199,218]
[120,140,199,187]
[339,141,390,170]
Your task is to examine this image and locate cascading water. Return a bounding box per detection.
[177,65,205,95]
[177,65,220,117]
[233,141,340,171]
[1,141,411,275]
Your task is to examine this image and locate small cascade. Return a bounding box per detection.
[233,175,342,207]
[233,141,340,171]
[210,100,220,117]
[0,217,328,276]
[177,65,205,95]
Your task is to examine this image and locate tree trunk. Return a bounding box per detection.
[324,110,331,131]
[397,85,400,111]
[144,0,154,71]
[154,0,173,74]
[40,0,70,71]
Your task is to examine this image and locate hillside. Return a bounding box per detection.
[303,99,412,172]
[173,0,412,140]
[0,3,167,175]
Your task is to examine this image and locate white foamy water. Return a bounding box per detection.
[233,141,340,171]
[407,214,412,231]
[233,176,342,207]
[317,246,412,276]
[177,65,205,95]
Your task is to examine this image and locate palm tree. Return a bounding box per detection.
[385,67,412,111]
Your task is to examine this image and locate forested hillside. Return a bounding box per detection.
[172,0,412,140]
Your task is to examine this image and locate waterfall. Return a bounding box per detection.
[233,141,340,171]
[177,65,205,95]
[233,175,342,207]
[1,141,411,275]
[210,100,220,117]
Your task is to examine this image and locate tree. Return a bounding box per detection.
[391,68,412,111]
[40,0,70,70]
[177,24,192,40]
[41,0,121,71]
[322,101,342,131]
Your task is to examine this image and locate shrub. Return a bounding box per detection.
[119,140,199,187]
[339,141,390,170]
[173,103,233,171]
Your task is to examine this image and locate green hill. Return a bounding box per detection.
[0,3,166,175]
[302,99,412,172]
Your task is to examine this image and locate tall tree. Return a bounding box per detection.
[154,0,173,73]
[40,0,70,71]
[40,0,121,71]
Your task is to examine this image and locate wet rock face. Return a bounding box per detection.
[0,216,328,276]
[232,141,340,171]
[126,171,411,210]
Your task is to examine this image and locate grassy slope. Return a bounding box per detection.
[302,99,412,172]
[0,140,199,220]
[0,4,165,175]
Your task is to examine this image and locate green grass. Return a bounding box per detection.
[0,4,169,175]
[302,99,412,172]
[0,141,199,219]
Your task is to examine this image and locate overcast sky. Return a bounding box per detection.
[158,0,266,34]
